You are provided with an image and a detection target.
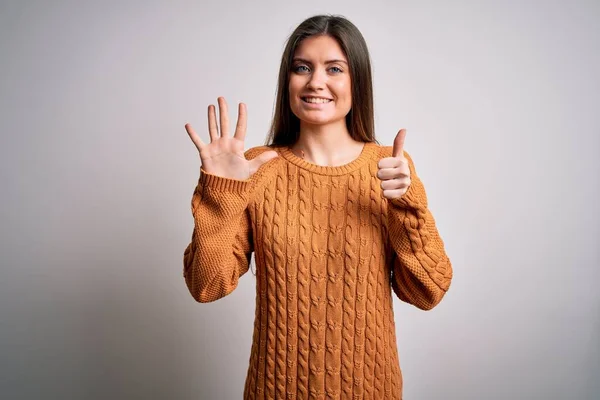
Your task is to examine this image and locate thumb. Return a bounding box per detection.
[249,150,279,175]
[392,129,407,158]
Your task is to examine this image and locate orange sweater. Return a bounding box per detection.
[183,142,452,400]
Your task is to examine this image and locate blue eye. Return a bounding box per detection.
[329,66,343,73]
[294,65,310,73]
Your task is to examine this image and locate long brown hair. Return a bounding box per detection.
[265,15,376,147]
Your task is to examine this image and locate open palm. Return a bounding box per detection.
[185,97,278,180]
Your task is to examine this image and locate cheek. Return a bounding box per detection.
[333,80,351,99]
[288,79,302,113]
[333,81,352,108]
[288,76,303,97]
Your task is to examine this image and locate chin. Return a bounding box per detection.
[293,111,332,124]
[292,108,349,127]
[300,117,344,127]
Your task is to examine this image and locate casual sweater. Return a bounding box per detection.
[183,141,453,400]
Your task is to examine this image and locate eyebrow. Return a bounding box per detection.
[292,57,348,65]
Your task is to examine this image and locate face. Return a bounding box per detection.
[288,35,352,128]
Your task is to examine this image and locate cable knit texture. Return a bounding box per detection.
[183,142,453,399]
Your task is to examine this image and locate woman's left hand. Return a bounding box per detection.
[377,128,411,199]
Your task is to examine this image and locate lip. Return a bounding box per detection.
[300,96,333,107]
[301,96,333,101]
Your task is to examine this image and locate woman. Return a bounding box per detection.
[183,14,452,400]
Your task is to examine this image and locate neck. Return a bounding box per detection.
[292,120,364,167]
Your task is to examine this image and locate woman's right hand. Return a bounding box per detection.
[185,97,278,180]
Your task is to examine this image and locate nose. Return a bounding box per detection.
[306,68,326,90]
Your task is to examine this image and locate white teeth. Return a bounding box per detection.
[303,97,332,104]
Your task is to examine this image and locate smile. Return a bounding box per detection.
[302,97,332,104]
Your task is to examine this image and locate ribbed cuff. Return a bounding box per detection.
[199,169,251,194]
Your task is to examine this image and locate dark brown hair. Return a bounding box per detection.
[265,15,376,147]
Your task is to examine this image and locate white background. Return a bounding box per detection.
[1,0,599,398]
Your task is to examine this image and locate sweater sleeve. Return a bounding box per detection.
[182,148,272,303]
[183,170,254,303]
[387,150,453,310]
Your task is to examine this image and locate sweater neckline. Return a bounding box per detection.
[279,141,377,176]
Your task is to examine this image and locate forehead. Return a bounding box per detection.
[293,35,347,61]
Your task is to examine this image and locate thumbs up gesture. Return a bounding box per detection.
[185,97,278,181]
[377,129,411,199]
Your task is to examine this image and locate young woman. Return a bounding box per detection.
[183,14,453,400]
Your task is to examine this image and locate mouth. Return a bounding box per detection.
[301,96,333,104]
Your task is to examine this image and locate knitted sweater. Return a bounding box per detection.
[183,141,453,400]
